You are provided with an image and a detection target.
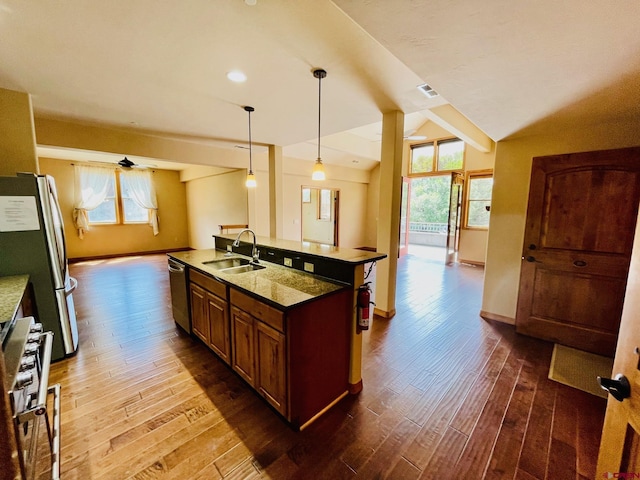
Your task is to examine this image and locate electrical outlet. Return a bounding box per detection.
[304,262,314,273]
[284,257,292,267]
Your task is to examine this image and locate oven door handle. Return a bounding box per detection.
[35,331,54,414]
[16,331,54,423]
[47,383,61,480]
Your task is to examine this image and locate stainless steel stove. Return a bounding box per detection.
[2,317,60,480]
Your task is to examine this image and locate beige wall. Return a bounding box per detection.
[0,88,39,175]
[38,158,189,259]
[279,172,368,249]
[30,115,485,259]
[185,169,248,250]
[239,155,371,249]
[481,122,640,323]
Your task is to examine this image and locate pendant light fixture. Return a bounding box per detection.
[312,68,327,181]
[244,105,256,188]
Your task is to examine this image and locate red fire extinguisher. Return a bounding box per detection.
[357,282,374,330]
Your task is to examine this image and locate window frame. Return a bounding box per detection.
[463,169,493,230]
[87,170,150,226]
[409,137,465,177]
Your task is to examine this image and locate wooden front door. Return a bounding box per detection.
[516,147,640,357]
[597,199,640,476]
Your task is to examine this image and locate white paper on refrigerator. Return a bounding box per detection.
[0,196,41,231]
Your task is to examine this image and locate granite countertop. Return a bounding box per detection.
[0,275,29,323]
[215,234,387,265]
[168,249,349,310]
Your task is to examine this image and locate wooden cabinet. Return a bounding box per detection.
[188,267,353,429]
[230,291,287,416]
[205,291,230,363]
[255,320,286,414]
[189,270,230,365]
[189,282,208,342]
[230,306,255,386]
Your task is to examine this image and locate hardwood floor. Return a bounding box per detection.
[39,253,606,479]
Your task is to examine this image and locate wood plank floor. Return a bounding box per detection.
[38,252,606,479]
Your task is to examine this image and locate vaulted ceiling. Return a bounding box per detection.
[1,1,639,170]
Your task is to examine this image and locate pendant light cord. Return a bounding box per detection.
[244,105,255,173]
[248,109,253,172]
[317,73,322,160]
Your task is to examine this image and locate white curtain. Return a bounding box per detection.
[120,169,159,235]
[73,165,113,239]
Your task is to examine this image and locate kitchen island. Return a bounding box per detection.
[168,237,385,429]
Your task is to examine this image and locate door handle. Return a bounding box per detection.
[597,374,631,402]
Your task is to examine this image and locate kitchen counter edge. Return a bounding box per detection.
[167,250,350,311]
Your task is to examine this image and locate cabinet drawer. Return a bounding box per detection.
[230,289,284,333]
[190,269,227,299]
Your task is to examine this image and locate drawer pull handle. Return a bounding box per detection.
[573,260,587,267]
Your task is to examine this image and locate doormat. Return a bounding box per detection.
[548,344,613,399]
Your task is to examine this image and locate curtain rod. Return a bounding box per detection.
[69,161,155,172]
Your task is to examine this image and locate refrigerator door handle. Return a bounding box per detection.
[66,277,78,295]
[37,176,68,289]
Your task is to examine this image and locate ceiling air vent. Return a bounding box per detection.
[417,83,439,98]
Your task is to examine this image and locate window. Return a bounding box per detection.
[73,165,158,239]
[87,170,149,224]
[302,188,311,203]
[120,177,150,223]
[410,138,465,175]
[465,172,493,229]
[411,143,435,173]
[318,189,331,221]
[87,172,117,224]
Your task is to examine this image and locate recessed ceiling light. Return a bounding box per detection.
[227,70,247,83]
[244,0,257,5]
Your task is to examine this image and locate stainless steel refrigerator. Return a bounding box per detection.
[0,172,78,360]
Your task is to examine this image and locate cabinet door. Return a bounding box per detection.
[190,283,208,343]
[255,321,287,416]
[206,292,230,365]
[231,306,255,386]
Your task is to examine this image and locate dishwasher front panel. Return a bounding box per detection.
[168,258,190,333]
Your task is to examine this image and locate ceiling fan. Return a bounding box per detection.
[404,129,427,141]
[376,129,427,141]
[117,157,154,169]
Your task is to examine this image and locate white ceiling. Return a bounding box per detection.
[1,1,639,171]
[333,0,640,141]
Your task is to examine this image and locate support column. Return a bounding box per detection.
[0,88,39,175]
[374,111,404,318]
[348,263,365,393]
[268,145,284,239]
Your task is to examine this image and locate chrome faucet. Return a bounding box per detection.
[232,228,260,264]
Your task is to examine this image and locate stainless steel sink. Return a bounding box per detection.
[202,257,250,269]
[220,264,266,274]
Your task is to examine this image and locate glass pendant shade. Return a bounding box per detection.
[312,159,326,181]
[245,171,257,187]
